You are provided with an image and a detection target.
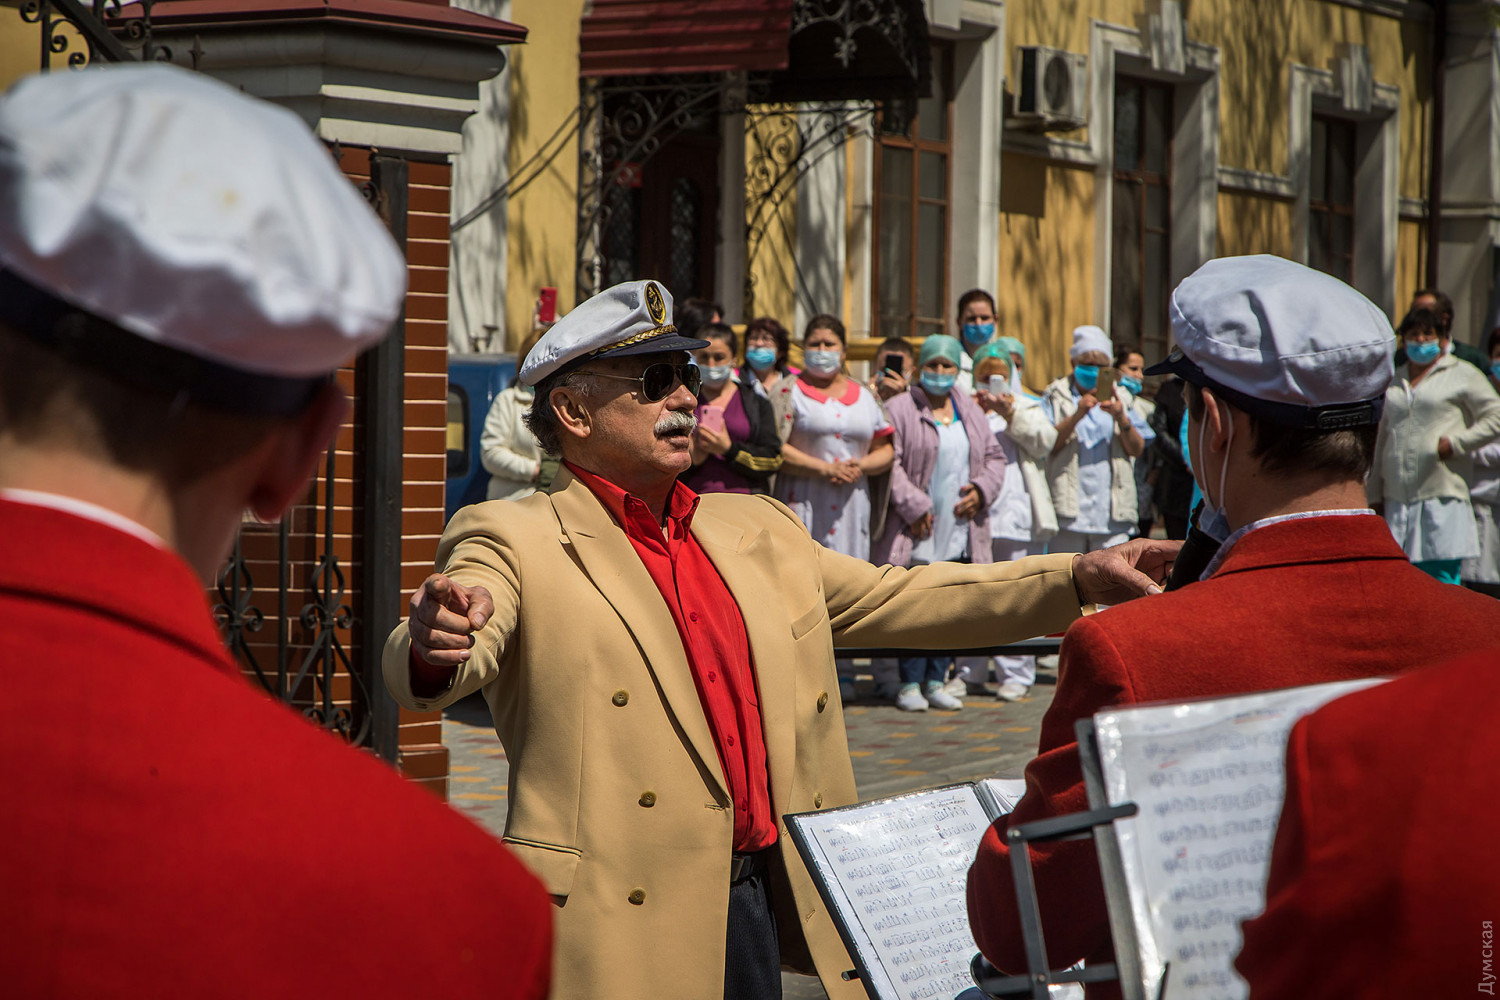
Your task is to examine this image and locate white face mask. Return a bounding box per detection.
[804,349,842,376]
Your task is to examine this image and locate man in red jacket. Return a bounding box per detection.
[1234,649,1500,999]
[965,255,1500,997]
[0,65,551,998]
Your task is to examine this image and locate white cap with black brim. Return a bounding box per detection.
[1144,254,1395,429]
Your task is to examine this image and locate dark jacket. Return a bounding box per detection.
[687,380,783,494]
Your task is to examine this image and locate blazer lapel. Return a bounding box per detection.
[691,504,799,821]
[549,472,729,801]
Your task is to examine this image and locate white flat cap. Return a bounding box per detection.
[519,279,709,386]
[0,63,405,413]
[1070,325,1112,360]
[1146,255,1394,429]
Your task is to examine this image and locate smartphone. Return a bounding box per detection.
[538,287,558,325]
[881,353,905,375]
[697,405,725,434]
[1095,368,1117,398]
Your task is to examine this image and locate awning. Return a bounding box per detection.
[579,0,927,104]
[579,0,795,77]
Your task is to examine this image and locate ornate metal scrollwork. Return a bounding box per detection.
[286,449,371,746]
[576,75,727,300]
[790,0,920,79]
[16,0,170,72]
[742,101,876,317]
[213,448,373,748]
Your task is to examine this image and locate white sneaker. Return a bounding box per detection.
[941,676,968,699]
[924,682,963,711]
[895,683,928,712]
[996,681,1031,702]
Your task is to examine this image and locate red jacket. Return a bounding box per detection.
[966,513,1500,996]
[1235,649,1500,999]
[0,498,552,999]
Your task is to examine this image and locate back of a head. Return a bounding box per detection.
[0,64,405,486]
[1149,255,1394,482]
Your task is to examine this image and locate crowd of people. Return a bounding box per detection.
[12,61,1500,1000]
[483,281,1500,715]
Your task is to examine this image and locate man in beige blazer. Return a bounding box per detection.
[383,280,1177,1000]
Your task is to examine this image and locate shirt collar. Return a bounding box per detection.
[563,461,700,533]
[1200,508,1375,581]
[795,374,862,405]
[0,488,168,549]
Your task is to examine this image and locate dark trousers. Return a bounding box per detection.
[724,854,781,1000]
[898,656,953,685]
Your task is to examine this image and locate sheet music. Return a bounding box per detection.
[789,784,994,1000]
[977,777,1028,815]
[1093,678,1384,1000]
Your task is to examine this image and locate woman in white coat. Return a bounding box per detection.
[1371,308,1500,583]
[954,343,1058,701]
[480,328,550,501]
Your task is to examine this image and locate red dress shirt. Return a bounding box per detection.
[566,463,775,851]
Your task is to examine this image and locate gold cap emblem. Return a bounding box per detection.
[644,281,666,325]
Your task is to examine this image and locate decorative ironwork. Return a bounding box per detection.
[742,101,876,317]
[791,0,920,78]
[576,75,726,300]
[17,0,171,72]
[212,448,374,748]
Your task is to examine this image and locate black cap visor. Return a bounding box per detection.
[1146,347,1384,431]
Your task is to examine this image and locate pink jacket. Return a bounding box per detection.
[871,387,1007,567]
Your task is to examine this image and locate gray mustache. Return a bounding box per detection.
[655,410,697,436]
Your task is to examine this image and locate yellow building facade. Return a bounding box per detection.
[451,0,1458,393]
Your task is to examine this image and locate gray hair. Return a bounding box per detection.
[523,369,597,455]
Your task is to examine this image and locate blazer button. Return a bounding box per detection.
[628,888,646,905]
[816,691,829,712]
[639,791,657,807]
[814,792,824,808]
[612,690,629,707]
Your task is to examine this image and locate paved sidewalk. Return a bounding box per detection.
[441,665,1059,999]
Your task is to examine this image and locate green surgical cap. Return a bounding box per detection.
[971,342,1010,367]
[996,336,1026,360]
[919,334,964,368]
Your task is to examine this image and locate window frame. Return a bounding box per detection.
[1110,74,1174,365]
[1307,113,1357,285]
[871,42,955,341]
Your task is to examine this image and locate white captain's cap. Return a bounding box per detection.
[0,63,405,415]
[1070,325,1112,360]
[519,279,709,386]
[1146,254,1395,429]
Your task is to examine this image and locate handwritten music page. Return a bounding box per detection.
[787,783,995,1000]
[1092,678,1385,1000]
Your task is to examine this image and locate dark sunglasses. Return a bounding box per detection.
[585,362,701,402]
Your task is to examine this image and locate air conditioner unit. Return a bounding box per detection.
[1013,46,1088,131]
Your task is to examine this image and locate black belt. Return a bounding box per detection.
[730,850,769,884]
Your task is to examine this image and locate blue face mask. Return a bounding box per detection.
[961,321,995,346]
[1073,364,1100,391]
[1407,339,1442,366]
[1120,375,1144,396]
[1491,360,1500,381]
[804,349,842,376]
[744,346,777,371]
[919,371,957,397]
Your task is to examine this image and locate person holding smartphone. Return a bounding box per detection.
[683,323,783,495]
[1043,326,1153,554]
[867,336,915,402]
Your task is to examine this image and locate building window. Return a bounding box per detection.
[1111,76,1173,364]
[874,44,953,340]
[1308,115,1355,283]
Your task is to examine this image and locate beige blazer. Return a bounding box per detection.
[383,469,1082,1000]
